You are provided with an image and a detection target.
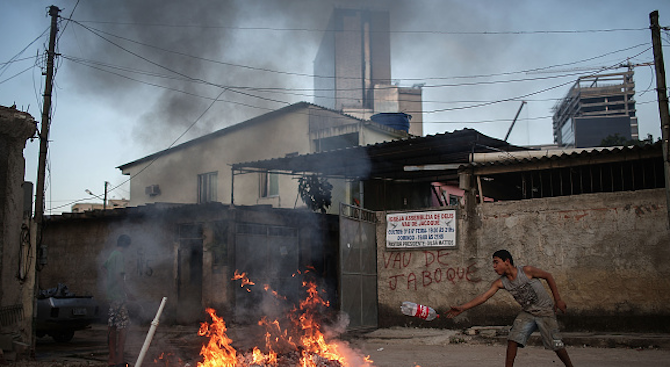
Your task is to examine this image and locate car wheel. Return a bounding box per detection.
[51,330,75,343]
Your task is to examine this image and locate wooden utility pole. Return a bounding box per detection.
[650,10,670,228]
[103,181,109,210]
[34,5,60,261]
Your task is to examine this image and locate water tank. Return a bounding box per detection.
[370,112,411,132]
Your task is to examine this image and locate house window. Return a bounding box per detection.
[260,170,279,197]
[197,172,218,203]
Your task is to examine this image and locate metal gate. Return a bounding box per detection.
[234,222,300,321]
[339,203,377,328]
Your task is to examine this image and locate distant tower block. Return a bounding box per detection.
[314,8,423,136]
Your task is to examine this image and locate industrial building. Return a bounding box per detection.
[313,8,424,136]
[552,68,638,147]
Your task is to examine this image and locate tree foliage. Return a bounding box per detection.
[600,133,656,147]
[297,174,333,214]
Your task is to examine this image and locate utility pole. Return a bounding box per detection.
[650,10,670,228]
[28,4,60,354]
[103,181,109,210]
[504,101,526,142]
[35,5,60,261]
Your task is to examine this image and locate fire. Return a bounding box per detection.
[232,270,255,292]
[264,284,287,300]
[291,281,345,366]
[197,308,237,367]
[194,272,374,367]
[154,352,183,367]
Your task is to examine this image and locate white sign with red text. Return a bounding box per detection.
[386,210,457,249]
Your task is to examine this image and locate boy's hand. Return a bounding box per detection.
[554,299,567,314]
[445,306,464,318]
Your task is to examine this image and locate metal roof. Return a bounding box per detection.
[232,128,527,182]
[466,142,663,175]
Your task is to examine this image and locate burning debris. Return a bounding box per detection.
[232,270,255,293]
[159,271,373,367]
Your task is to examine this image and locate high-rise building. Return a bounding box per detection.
[314,8,423,136]
[552,69,638,148]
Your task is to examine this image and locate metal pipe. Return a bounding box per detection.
[134,297,168,367]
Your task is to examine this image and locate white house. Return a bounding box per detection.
[118,102,408,213]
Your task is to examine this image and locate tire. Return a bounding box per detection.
[51,330,75,343]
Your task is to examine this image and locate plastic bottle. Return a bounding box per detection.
[401,301,439,321]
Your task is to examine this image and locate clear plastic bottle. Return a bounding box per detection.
[401,301,439,321]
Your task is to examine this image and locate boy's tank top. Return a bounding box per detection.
[501,265,555,317]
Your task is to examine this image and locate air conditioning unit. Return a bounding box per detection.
[145,184,161,197]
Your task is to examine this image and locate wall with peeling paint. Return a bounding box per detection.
[377,188,670,332]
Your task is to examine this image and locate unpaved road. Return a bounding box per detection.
[22,324,670,367]
[352,341,670,367]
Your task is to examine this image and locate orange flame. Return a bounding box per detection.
[195,275,373,367]
[197,308,237,367]
[153,351,182,366]
[232,270,255,292]
[264,284,288,300]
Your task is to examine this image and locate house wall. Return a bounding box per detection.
[376,188,670,332]
[121,104,404,213]
[38,204,338,325]
[0,106,36,346]
[124,109,311,207]
[38,212,181,322]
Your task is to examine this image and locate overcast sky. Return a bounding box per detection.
[2,0,669,214]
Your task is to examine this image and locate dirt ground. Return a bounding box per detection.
[353,341,670,367]
[10,324,670,367]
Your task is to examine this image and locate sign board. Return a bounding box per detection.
[386,210,457,249]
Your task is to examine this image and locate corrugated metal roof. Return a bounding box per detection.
[467,143,662,171]
[232,128,527,182]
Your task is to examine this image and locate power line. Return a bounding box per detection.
[0,27,49,77]
[36,13,662,212]
[64,18,652,83]
[56,0,80,44]
[0,55,40,67]
[60,45,653,97]
[64,18,316,79]
[61,46,653,118]
[0,64,37,85]
[72,19,648,35]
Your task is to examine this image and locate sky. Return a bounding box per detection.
[2,0,669,215]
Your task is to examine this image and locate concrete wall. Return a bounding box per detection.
[0,106,36,345]
[38,204,338,325]
[38,210,180,322]
[377,188,670,332]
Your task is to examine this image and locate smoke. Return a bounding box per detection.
[65,0,527,152]
[67,0,398,151]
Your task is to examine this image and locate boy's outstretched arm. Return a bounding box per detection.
[524,266,567,313]
[446,279,503,318]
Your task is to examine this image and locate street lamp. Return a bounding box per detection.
[85,182,109,210]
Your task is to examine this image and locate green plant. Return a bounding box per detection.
[298,174,333,214]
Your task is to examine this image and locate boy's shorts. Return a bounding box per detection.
[508,311,565,350]
[108,301,130,329]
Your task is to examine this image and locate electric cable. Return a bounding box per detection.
[42,15,662,210]
[64,17,651,83]
[72,19,648,35]
[0,26,49,77]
